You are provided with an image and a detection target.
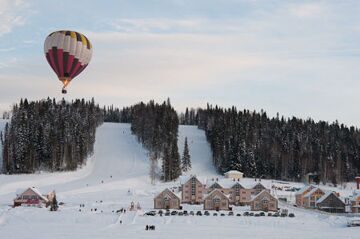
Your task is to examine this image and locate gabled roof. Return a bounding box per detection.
[16,187,49,202]
[209,182,223,189]
[156,188,180,200]
[204,189,230,200]
[316,191,342,204]
[180,175,203,185]
[251,190,276,202]
[231,182,244,189]
[303,187,324,198]
[295,185,315,195]
[252,182,266,190]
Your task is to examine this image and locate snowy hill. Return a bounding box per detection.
[0,122,359,239]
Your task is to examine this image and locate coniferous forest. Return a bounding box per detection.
[2,97,360,184]
[196,104,360,184]
[130,99,181,181]
[1,98,103,174]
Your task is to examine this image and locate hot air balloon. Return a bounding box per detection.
[44,30,92,94]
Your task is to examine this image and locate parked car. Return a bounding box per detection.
[228,211,234,216]
[220,213,225,216]
[243,212,249,216]
[254,213,260,217]
[189,211,195,216]
[171,211,178,216]
[165,211,170,216]
[267,212,272,217]
[249,212,254,216]
[196,211,202,216]
[178,212,183,216]
[289,213,295,218]
[183,210,188,216]
[145,211,156,216]
[213,213,218,216]
[158,210,163,214]
[236,213,241,216]
[204,211,210,216]
[259,212,265,216]
[273,212,279,217]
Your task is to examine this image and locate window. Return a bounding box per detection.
[234,184,241,196]
[213,198,220,204]
[191,178,196,196]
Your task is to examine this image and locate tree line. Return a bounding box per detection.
[103,105,132,123]
[129,99,182,181]
[1,98,103,174]
[196,104,360,184]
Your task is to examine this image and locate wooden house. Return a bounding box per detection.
[203,189,230,211]
[295,185,315,207]
[349,191,360,213]
[303,187,325,209]
[13,187,49,207]
[250,190,278,212]
[181,175,205,204]
[316,192,345,213]
[154,188,181,210]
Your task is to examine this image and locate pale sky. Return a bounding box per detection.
[0,0,360,126]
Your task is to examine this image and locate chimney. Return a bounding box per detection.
[356,177,360,190]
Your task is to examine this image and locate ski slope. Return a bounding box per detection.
[0,122,359,239]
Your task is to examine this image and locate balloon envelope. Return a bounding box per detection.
[44,30,93,89]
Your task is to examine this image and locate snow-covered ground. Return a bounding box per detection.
[0,122,359,239]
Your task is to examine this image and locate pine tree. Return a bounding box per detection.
[181,137,191,172]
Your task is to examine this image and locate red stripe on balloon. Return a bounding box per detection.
[46,53,57,74]
[70,61,81,78]
[57,48,64,77]
[48,49,60,77]
[67,55,74,73]
[72,64,88,79]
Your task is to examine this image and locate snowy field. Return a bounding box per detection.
[0,121,359,239]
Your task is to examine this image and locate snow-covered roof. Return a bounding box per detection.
[204,189,230,200]
[251,190,275,201]
[295,185,315,195]
[205,178,265,189]
[349,191,360,201]
[179,175,205,185]
[205,178,239,188]
[303,187,323,198]
[17,187,49,202]
[316,191,334,204]
[156,188,180,200]
[225,170,243,175]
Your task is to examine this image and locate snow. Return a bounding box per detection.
[317,191,336,204]
[0,123,359,239]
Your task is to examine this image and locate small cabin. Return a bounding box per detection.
[13,187,49,207]
[295,185,315,207]
[316,192,345,213]
[224,170,243,180]
[250,190,278,212]
[154,188,181,210]
[303,187,325,209]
